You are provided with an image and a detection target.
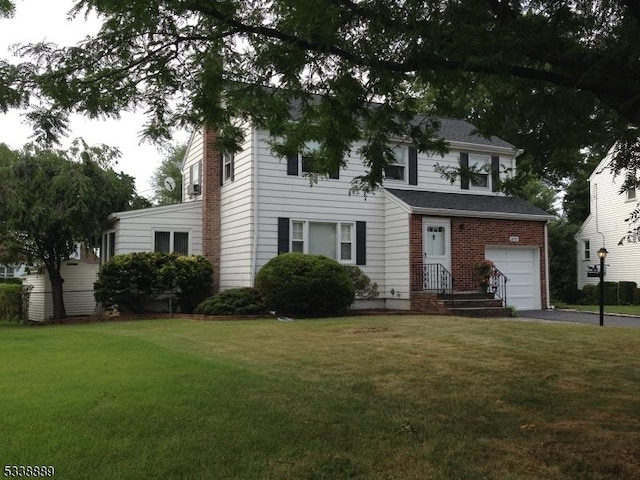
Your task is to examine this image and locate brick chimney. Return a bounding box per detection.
[202,125,221,293]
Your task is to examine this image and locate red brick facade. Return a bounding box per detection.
[202,126,221,293]
[409,214,547,307]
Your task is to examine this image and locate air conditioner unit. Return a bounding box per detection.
[187,183,201,195]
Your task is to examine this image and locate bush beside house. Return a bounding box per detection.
[0,284,22,320]
[195,288,265,316]
[255,253,355,316]
[94,252,213,314]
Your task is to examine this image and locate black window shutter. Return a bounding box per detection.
[491,155,500,192]
[329,168,340,180]
[460,152,469,190]
[277,217,290,255]
[408,147,418,185]
[230,154,235,182]
[287,154,299,176]
[356,221,366,265]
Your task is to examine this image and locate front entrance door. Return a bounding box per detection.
[423,218,451,282]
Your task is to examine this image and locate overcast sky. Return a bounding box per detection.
[0,1,189,198]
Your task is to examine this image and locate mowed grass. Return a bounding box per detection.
[560,304,640,316]
[1,316,640,480]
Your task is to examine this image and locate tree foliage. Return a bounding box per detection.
[0,140,142,319]
[1,0,639,194]
[151,144,185,205]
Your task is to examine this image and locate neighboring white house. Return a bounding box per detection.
[0,264,25,279]
[23,259,99,322]
[105,115,553,311]
[576,146,640,288]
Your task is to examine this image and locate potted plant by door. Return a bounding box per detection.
[473,259,495,292]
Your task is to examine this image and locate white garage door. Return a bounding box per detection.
[485,247,540,310]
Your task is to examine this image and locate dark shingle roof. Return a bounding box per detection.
[428,117,515,149]
[386,188,553,219]
[285,92,515,149]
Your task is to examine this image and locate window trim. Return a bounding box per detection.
[289,220,356,263]
[152,229,191,255]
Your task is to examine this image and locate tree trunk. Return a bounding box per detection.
[48,269,67,320]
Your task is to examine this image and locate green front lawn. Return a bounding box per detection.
[558,304,640,315]
[1,316,640,479]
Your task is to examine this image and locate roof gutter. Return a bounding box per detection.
[408,206,555,222]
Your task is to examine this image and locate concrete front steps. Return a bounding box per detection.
[440,291,512,317]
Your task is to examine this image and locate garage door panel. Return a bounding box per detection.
[485,247,539,310]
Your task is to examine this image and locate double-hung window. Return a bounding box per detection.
[290,221,355,263]
[154,231,190,255]
[223,152,234,183]
[627,175,637,201]
[384,147,406,181]
[583,239,590,261]
[469,155,490,189]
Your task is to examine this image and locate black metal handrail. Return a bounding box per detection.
[488,268,508,307]
[412,263,454,296]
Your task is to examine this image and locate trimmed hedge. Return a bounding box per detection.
[0,284,22,320]
[255,253,355,316]
[195,288,265,316]
[582,282,640,305]
[94,252,213,313]
[618,281,637,304]
[0,278,22,285]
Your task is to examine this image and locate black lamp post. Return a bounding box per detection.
[598,247,608,326]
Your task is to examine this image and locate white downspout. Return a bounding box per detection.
[544,220,551,309]
[250,125,259,285]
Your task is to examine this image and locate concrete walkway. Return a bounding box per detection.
[518,309,640,328]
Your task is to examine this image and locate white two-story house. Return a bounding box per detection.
[576,145,640,288]
[103,116,553,311]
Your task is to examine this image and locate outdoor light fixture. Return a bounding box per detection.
[598,247,608,326]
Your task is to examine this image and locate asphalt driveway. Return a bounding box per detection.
[518,309,640,328]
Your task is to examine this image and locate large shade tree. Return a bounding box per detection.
[0,140,142,319]
[0,0,638,195]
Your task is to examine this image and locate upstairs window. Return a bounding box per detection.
[583,239,590,261]
[102,230,116,263]
[223,152,235,183]
[287,141,340,179]
[384,147,406,181]
[469,155,490,189]
[188,162,202,196]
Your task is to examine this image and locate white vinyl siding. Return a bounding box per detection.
[219,123,254,289]
[182,129,204,202]
[107,202,202,257]
[384,192,410,307]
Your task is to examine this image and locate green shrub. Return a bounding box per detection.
[94,252,213,313]
[635,288,640,305]
[195,288,265,316]
[255,253,355,316]
[618,281,637,305]
[0,284,22,320]
[582,284,598,304]
[343,265,379,300]
[0,278,22,285]
[603,282,618,305]
[160,255,214,313]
